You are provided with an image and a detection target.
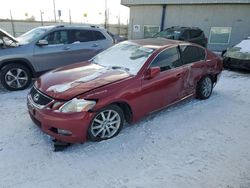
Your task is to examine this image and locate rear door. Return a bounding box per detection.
[33,29,73,71]
[140,46,188,113]
[179,44,207,95]
[67,29,105,63]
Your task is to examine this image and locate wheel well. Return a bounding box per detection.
[0,60,35,77]
[112,102,133,123]
[208,74,218,84]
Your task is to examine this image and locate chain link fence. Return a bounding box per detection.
[0,20,128,37]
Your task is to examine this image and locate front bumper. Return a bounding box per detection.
[223,57,250,70]
[27,95,95,143]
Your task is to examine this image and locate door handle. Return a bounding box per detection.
[92,44,98,47]
[63,47,71,50]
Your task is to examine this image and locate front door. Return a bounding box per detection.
[33,30,73,72]
[140,46,188,114]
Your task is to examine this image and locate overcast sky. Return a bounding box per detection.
[0,0,129,24]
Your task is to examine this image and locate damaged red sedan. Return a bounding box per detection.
[27,38,223,144]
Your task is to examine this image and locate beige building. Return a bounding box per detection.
[121,0,250,51]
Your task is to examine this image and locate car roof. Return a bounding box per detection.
[128,38,186,49]
[41,25,104,31]
[166,26,201,31]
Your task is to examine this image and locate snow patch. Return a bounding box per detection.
[46,68,109,93]
[235,38,250,53]
[1,71,250,187]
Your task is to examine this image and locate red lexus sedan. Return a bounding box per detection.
[27,38,223,144]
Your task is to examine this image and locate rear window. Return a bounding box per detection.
[182,30,189,40]
[190,30,202,38]
[154,29,181,40]
[69,30,106,43]
[92,31,106,40]
[180,45,206,64]
[70,30,93,43]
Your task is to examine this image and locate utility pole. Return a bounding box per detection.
[58,10,61,22]
[9,10,16,37]
[40,10,44,26]
[104,0,107,29]
[53,0,56,22]
[69,9,72,24]
[118,11,121,35]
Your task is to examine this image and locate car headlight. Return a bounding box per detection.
[59,98,96,113]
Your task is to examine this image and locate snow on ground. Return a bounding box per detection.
[0,70,250,188]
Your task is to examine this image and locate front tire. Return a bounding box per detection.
[196,76,213,100]
[0,64,32,91]
[88,105,124,141]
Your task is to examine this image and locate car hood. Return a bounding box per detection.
[35,62,132,100]
[0,28,18,42]
[224,38,250,60]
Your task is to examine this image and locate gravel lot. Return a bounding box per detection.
[0,70,250,188]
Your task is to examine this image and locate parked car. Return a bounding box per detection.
[0,25,113,91]
[222,37,250,71]
[107,31,127,43]
[0,29,19,48]
[27,38,222,144]
[154,26,208,47]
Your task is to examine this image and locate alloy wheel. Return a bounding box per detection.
[4,68,29,89]
[90,109,121,139]
[202,77,212,98]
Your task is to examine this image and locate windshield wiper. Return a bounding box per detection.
[110,66,130,72]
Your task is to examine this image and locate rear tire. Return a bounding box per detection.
[196,76,213,100]
[88,105,124,142]
[0,64,32,91]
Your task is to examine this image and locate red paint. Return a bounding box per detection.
[28,39,223,143]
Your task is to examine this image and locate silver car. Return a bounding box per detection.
[0,25,113,91]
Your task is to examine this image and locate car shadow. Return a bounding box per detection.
[64,95,209,153]
[224,68,250,75]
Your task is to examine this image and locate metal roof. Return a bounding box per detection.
[121,0,250,6]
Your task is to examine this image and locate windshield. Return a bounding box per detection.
[17,27,52,44]
[92,42,154,75]
[154,29,181,40]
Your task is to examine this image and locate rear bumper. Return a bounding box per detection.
[27,95,95,143]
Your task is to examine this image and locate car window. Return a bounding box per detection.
[154,29,181,40]
[150,47,182,72]
[43,30,68,45]
[180,45,206,64]
[69,30,94,43]
[182,30,189,40]
[93,42,154,75]
[190,30,202,38]
[69,30,106,43]
[92,31,106,40]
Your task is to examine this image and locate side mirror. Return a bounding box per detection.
[37,39,48,46]
[144,67,161,80]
